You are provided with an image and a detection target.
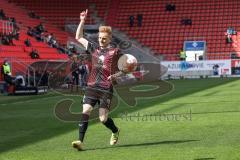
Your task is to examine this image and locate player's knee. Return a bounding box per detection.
[82,109,92,115]
[82,110,91,115]
[82,104,93,115]
[99,115,108,123]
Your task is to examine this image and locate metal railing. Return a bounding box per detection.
[8,58,36,87]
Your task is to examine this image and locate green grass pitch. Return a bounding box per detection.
[0,78,240,160]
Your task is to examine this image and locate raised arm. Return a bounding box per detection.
[76,9,89,50]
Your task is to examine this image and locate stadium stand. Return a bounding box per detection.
[113,0,240,60]
[3,0,240,61]
[8,0,110,26]
[0,0,70,82]
[9,0,240,61]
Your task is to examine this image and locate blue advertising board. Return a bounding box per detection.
[184,41,206,51]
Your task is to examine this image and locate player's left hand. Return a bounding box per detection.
[80,9,88,21]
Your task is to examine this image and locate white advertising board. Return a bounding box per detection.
[161,60,231,76]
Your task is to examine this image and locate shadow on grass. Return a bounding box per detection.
[0,92,59,105]
[194,158,216,160]
[85,139,199,151]
[0,78,239,154]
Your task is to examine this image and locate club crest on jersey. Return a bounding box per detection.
[98,55,105,65]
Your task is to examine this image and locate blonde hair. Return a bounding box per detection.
[99,26,112,37]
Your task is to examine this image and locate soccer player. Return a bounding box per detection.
[72,9,123,151]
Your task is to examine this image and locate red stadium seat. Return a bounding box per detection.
[0,46,24,52]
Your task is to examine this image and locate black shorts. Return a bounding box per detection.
[83,86,113,110]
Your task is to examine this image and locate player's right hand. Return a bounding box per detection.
[80,9,88,21]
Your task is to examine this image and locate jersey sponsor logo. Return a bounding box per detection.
[98,55,105,66]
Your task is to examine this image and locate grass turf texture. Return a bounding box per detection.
[0,78,240,160]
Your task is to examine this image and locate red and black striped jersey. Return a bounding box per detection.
[87,43,123,89]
